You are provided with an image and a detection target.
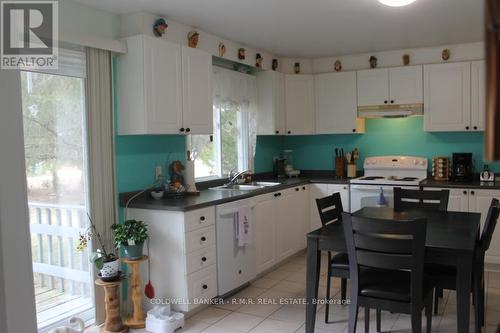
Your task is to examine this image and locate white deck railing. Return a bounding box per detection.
[28,202,92,297]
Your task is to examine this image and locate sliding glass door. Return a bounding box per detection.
[20,50,94,331]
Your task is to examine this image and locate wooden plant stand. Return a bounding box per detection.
[122,255,148,329]
[95,278,128,333]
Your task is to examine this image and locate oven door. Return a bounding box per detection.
[350,185,418,212]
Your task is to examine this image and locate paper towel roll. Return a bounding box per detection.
[185,160,197,192]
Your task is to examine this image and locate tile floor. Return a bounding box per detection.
[94,253,500,333]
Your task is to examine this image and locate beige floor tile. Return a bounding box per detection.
[250,318,303,333]
[190,306,232,324]
[264,268,293,281]
[259,288,298,301]
[489,272,500,289]
[237,302,283,317]
[235,286,268,299]
[269,305,307,325]
[486,324,500,333]
[280,262,306,273]
[488,287,500,311]
[177,319,212,333]
[284,271,306,284]
[251,277,281,289]
[486,309,500,325]
[213,312,266,332]
[201,325,245,333]
[294,323,345,333]
[271,280,306,294]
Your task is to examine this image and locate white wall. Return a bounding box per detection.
[0,70,37,333]
[313,41,484,73]
[119,12,280,71]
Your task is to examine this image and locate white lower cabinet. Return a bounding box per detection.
[309,183,350,231]
[127,206,216,312]
[255,186,310,274]
[423,187,500,264]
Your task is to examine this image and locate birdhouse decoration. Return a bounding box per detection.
[403,54,410,66]
[369,56,377,69]
[187,30,199,48]
[218,42,226,57]
[153,18,168,37]
[272,59,278,71]
[255,53,263,68]
[294,62,300,74]
[334,60,342,72]
[238,48,246,60]
[442,49,450,61]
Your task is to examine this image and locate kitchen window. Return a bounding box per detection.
[192,67,256,180]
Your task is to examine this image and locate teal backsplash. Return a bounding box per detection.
[283,117,500,172]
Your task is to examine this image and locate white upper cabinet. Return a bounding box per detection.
[388,66,423,104]
[357,66,423,107]
[117,35,213,135]
[315,71,365,134]
[118,35,183,135]
[471,60,485,131]
[181,46,213,134]
[357,68,389,106]
[424,62,471,132]
[284,74,315,135]
[256,71,286,135]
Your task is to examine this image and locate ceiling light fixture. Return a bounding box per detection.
[378,0,417,7]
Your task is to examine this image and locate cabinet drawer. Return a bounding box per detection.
[185,207,215,232]
[187,264,217,301]
[186,245,216,274]
[185,225,215,253]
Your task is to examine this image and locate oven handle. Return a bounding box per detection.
[350,185,395,192]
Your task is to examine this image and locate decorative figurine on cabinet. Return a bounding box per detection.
[442,49,450,61]
[238,48,246,60]
[169,160,185,191]
[153,18,168,37]
[255,53,263,68]
[334,59,342,72]
[369,56,377,68]
[187,31,199,48]
[272,58,278,71]
[294,62,300,74]
[403,54,410,66]
[218,42,226,57]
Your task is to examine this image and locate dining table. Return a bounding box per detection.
[305,206,481,333]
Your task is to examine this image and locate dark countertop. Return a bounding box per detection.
[419,178,500,190]
[120,176,350,212]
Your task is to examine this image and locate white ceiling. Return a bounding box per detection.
[74,0,484,58]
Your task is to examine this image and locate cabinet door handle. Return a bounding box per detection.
[180,127,185,132]
[384,100,388,104]
[352,129,356,133]
[463,190,467,195]
[275,130,279,134]
[202,284,208,290]
[185,128,191,133]
[295,188,299,191]
[200,236,206,242]
[287,130,291,134]
[390,100,395,104]
[473,126,478,130]
[200,216,206,221]
[201,256,207,262]
[302,186,306,190]
[471,190,475,195]
[466,126,470,130]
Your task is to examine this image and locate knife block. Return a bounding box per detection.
[335,157,346,179]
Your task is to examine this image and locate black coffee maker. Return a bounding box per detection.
[452,153,473,182]
[274,157,286,178]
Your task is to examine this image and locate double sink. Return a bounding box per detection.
[209,181,281,191]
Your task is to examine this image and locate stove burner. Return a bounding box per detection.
[359,176,385,180]
[392,177,418,181]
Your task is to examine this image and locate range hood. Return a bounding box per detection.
[357,103,423,118]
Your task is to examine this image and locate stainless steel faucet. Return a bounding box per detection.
[227,168,251,185]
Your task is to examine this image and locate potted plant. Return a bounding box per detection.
[76,213,120,280]
[111,219,149,260]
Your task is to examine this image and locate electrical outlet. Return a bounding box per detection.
[155,165,163,180]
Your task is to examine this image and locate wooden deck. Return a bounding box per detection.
[35,285,93,329]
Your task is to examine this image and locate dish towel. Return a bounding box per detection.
[237,206,254,246]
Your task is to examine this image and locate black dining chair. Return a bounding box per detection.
[394,187,450,212]
[342,212,433,333]
[315,192,348,323]
[427,198,499,333]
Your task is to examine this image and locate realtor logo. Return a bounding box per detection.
[1,1,58,69]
